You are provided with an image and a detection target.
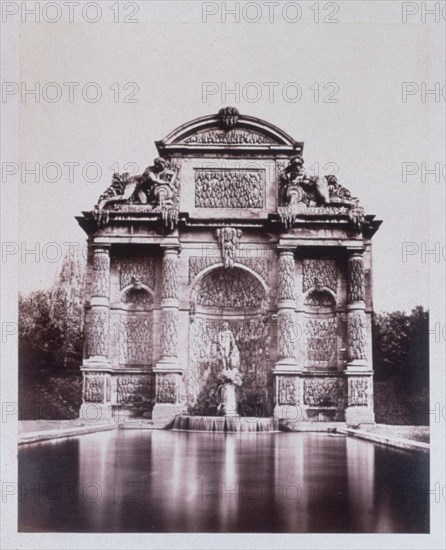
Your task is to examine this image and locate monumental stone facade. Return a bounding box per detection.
[77,107,381,425]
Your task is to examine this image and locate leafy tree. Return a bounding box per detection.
[19,249,86,378]
[372,307,429,390]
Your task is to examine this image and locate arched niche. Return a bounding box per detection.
[188,265,272,417]
[111,285,154,368]
[303,288,338,371]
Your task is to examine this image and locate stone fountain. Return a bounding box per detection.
[172,323,278,432]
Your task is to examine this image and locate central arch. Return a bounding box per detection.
[187,265,273,417]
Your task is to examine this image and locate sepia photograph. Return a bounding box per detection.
[1,1,445,549]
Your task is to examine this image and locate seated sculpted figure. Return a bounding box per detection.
[96,157,177,211]
[281,155,328,207]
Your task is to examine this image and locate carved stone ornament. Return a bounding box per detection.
[347,312,367,362]
[185,129,273,145]
[277,376,297,405]
[117,375,154,405]
[216,227,242,269]
[93,157,180,230]
[348,377,369,406]
[218,106,240,129]
[88,309,109,357]
[84,375,105,403]
[157,373,178,404]
[115,257,156,291]
[278,158,365,231]
[347,255,365,303]
[188,256,268,282]
[195,168,264,209]
[303,259,337,293]
[303,378,339,406]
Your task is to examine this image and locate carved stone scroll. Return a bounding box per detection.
[195,169,264,209]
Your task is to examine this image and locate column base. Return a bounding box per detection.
[273,359,301,374]
[154,358,183,373]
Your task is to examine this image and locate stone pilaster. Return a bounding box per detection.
[274,248,301,418]
[80,244,112,420]
[344,249,374,425]
[152,245,185,423]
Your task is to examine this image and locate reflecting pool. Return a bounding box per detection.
[18,430,429,533]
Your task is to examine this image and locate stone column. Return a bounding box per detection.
[274,248,301,419]
[80,244,112,420]
[152,245,185,424]
[344,249,374,425]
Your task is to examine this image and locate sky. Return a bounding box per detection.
[9,1,445,312]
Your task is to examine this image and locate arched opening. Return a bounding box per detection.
[188,266,272,416]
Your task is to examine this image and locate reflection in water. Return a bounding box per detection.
[18,430,429,533]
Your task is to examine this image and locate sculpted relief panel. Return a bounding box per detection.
[303,259,337,293]
[118,314,153,366]
[305,318,338,369]
[115,257,156,290]
[184,128,274,144]
[116,375,154,406]
[195,267,265,309]
[195,169,264,209]
[303,378,340,407]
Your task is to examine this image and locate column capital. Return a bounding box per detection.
[346,247,365,257]
[92,243,111,252]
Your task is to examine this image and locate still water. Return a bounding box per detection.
[18,430,429,533]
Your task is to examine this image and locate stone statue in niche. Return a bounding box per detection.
[216,323,243,415]
[278,157,365,230]
[216,227,242,268]
[93,157,179,230]
[217,322,241,370]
